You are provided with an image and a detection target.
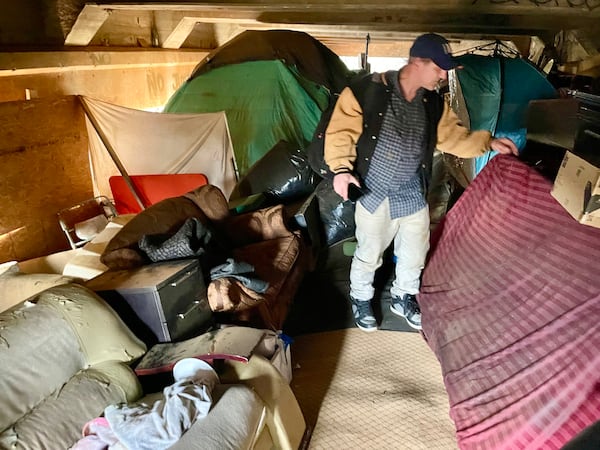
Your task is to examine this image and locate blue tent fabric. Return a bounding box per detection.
[456,54,558,174]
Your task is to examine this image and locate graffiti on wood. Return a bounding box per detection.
[473,0,600,10]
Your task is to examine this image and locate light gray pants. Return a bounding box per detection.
[350,199,430,301]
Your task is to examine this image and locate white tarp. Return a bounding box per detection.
[82,96,237,200]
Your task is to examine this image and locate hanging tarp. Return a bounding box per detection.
[164,60,331,176]
[454,53,558,175]
[82,96,237,200]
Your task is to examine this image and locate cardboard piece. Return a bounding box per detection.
[551,151,600,229]
[134,326,266,376]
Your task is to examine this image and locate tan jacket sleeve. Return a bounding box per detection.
[324,87,364,174]
[436,99,493,158]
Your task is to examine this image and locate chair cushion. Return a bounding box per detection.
[222,204,293,248]
[0,361,142,450]
[168,384,265,450]
[109,174,209,214]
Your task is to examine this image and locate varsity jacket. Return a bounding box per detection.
[324,71,493,187]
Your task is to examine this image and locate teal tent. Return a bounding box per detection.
[163,30,351,176]
[454,46,558,174]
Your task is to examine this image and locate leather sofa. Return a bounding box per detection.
[0,283,146,449]
[0,279,306,449]
[100,184,312,331]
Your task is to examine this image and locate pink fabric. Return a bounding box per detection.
[72,417,118,450]
[419,155,600,450]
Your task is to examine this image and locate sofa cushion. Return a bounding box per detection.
[222,204,293,248]
[0,284,146,432]
[168,384,265,450]
[42,284,147,366]
[0,361,142,450]
[0,261,74,312]
[183,183,230,223]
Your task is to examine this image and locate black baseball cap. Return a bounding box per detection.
[409,33,458,70]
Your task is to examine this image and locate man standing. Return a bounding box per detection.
[324,33,518,332]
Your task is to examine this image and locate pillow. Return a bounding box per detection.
[39,284,146,365]
[100,196,207,270]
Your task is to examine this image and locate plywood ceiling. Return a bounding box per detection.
[59,1,600,57]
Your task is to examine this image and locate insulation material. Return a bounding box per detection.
[82,96,237,200]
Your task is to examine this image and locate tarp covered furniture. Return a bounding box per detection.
[419,155,600,449]
[100,184,311,330]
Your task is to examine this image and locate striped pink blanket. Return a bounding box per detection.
[419,155,600,450]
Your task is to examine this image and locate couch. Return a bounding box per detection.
[0,279,306,449]
[100,184,312,331]
[418,155,600,449]
[0,283,146,449]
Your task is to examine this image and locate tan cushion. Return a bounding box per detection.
[168,385,265,450]
[0,264,74,313]
[0,284,145,434]
[183,184,230,223]
[222,204,293,248]
[0,361,142,450]
[41,284,147,366]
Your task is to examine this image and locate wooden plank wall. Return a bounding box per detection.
[0,96,91,262]
[0,50,208,264]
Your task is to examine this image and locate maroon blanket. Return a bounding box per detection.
[419,155,600,449]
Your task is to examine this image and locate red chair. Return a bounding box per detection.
[109,174,209,214]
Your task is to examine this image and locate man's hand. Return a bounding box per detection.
[333,172,361,201]
[490,137,519,156]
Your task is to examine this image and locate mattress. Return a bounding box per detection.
[419,155,600,449]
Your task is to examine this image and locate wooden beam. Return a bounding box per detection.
[65,5,110,46]
[65,2,599,45]
[0,49,210,75]
[87,1,600,18]
[162,17,198,48]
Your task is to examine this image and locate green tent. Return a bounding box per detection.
[163,30,351,176]
[164,60,329,175]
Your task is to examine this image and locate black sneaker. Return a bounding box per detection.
[390,294,422,330]
[350,297,377,333]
